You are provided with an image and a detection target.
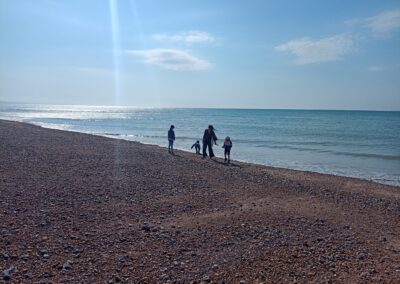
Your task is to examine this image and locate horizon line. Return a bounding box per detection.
[1,101,399,112]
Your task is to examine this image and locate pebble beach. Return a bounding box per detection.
[0,119,399,283]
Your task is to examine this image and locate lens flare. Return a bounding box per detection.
[109,0,121,106]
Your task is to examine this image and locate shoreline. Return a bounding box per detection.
[1,119,399,283]
[3,118,399,188]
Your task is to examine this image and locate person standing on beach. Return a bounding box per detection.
[168,125,175,154]
[202,125,218,159]
[222,136,233,163]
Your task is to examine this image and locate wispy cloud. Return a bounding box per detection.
[346,9,400,37]
[275,34,355,64]
[367,65,386,72]
[152,31,215,43]
[126,49,211,71]
[365,9,400,35]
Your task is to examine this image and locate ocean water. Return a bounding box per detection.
[1,103,399,186]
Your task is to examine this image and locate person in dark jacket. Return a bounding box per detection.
[202,125,218,159]
[191,140,201,154]
[168,125,175,154]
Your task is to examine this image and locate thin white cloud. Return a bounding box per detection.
[275,34,355,64]
[365,9,400,35]
[126,49,211,71]
[368,65,386,72]
[153,31,215,43]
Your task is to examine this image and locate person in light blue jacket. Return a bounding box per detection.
[168,125,175,154]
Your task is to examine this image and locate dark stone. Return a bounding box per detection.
[0,252,9,260]
[62,261,72,270]
[3,266,17,281]
[141,224,151,232]
[20,254,29,261]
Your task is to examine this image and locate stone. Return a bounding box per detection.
[20,254,29,261]
[358,252,366,261]
[142,223,151,232]
[3,266,17,281]
[0,252,9,260]
[63,261,72,270]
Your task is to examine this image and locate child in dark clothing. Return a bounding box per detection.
[222,136,232,163]
[191,140,201,154]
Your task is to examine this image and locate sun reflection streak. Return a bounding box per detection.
[109,0,123,188]
[109,0,121,106]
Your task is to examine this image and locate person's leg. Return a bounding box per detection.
[224,148,227,162]
[227,149,231,163]
[209,142,214,158]
[171,140,174,154]
[202,142,207,158]
[168,140,171,153]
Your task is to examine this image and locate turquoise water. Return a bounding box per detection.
[1,104,399,186]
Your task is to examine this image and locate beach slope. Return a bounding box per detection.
[0,120,399,283]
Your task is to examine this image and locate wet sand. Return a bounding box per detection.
[0,119,399,283]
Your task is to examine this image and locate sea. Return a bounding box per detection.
[1,103,399,186]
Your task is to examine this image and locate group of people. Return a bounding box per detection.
[168,124,233,163]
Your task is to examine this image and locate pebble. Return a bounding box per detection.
[141,223,151,232]
[0,252,9,260]
[20,254,29,261]
[379,256,389,263]
[358,252,366,261]
[3,266,17,281]
[63,261,73,270]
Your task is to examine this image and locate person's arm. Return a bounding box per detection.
[173,131,175,140]
[191,144,195,149]
[213,132,218,145]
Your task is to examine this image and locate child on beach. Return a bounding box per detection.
[191,140,201,154]
[168,125,175,154]
[222,136,232,163]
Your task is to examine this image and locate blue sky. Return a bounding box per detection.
[0,0,399,110]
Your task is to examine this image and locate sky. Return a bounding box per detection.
[0,0,399,110]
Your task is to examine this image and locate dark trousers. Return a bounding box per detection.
[168,139,174,153]
[203,141,214,158]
